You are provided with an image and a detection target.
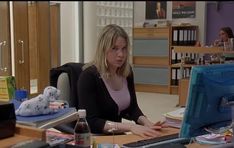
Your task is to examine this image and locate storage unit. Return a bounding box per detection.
[132,27,171,93]
[173,46,234,106]
[132,26,199,94]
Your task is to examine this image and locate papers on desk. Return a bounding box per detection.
[163,107,185,128]
[195,133,227,145]
[46,130,74,146]
[12,99,78,129]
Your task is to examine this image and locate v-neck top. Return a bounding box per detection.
[102,77,130,114]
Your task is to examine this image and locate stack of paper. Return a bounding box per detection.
[163,107,185,128]
[46,130,74,146]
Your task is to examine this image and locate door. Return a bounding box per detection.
[0,2,11,76]
[13,1,30,91]
[50,3,61,68]
[13,1,52,96]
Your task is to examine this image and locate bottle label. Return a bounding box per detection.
[74,133,91,147]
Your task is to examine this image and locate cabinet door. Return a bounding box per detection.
[50,3,60,68]
[28,1,51,95]
[13,1,30,90]
[13,1,52,96]
[0,2,11,76]
[36,2,51,94]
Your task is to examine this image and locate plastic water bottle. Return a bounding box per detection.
[74,109,91,147]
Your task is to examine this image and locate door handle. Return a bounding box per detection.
[18,40,25,64]
[0,41,7,71]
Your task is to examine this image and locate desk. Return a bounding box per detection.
[95,127,179,145]
[94,127,210,148]
[0,124,46,147]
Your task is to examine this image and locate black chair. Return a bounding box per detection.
[50,62,84,134]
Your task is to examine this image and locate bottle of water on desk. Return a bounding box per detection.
[74,109,91,147]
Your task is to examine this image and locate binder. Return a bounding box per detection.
[177,53,181,63]
[171,68,176,85]
[190,30,194,45]
[173,29,178,45]
[183,30,188,45]
[188,30,191,45]
[175,68,179,85]
[193,29,197,45]
[179,30,184,45]
[171,49,176,64]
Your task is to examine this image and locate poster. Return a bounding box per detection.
[145,1,167,19]
[172,1,196,19]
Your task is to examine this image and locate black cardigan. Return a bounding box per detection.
[78,65,144,133]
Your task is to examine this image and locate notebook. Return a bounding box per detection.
[11,99,78,129]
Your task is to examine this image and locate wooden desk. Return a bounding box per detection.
[0,124,46,147]
[95,127,179,145]
[94,127,211,148]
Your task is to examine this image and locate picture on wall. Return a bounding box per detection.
[172,1,196,19]
[145,1,167,19]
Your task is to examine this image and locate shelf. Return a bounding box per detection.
[133,56,169,67]
[133,27,170,39]
[171,63,196,68]
[172,46,224,53]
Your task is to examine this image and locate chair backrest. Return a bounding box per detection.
[57,72,70,104]
[50,62,84,110]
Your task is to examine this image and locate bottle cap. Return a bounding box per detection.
[78,109,86,118]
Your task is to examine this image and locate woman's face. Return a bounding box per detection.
[219,30,229,42]
[106,36,127,71]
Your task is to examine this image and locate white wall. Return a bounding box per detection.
[83,2,97,63]
[134,1,206,43]
[59,1,207,63]
[60,2,80,65]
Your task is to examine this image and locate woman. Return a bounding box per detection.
[213,27,234,47]
[78,24,166,138]
[213,27,234,61]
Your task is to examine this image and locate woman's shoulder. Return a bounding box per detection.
[80,65,99,78]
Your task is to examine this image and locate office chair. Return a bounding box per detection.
[50,62,84,134]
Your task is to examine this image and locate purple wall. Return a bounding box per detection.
[206,2,234,45]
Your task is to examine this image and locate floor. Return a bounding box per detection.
[135,92,180,123]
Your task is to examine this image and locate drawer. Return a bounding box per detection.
[133,67,169,85]
[133,27,169,39]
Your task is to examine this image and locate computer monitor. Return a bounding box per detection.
[180,63,234,138]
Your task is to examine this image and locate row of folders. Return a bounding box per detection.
[172,27,198,46]
[171,51,198,64]
[171,68,192,86]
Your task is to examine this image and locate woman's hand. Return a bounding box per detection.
[213,39,221,47]
[130,124,162,138]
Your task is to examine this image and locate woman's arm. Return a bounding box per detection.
[103,120,161,138]
[78,67,106,133]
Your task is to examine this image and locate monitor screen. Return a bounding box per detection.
[180,63,234,138]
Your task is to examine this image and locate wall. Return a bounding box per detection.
[134,1,206,43]
[206,2,234,45]
[83,2,97,63]
[59,1,210,63]
[60,2,80,64]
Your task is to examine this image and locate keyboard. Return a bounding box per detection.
[122,133,191,148]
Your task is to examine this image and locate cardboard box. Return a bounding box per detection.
[0,76,16,102]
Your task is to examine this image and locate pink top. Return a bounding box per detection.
[102,77,131,114]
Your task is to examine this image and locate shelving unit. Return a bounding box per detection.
[132,26,200,94]
[132,27,171,93]
[169,26,199,94]
[173,46,234,106]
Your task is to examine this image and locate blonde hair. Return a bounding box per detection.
[84,24,131,78]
